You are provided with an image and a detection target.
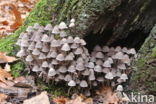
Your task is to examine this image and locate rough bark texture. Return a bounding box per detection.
[0,0,156,94]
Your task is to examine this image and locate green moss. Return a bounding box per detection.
[11,61,25,77]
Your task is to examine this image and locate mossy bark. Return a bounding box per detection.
[0,0,156,94]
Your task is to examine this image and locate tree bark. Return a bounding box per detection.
[0,0,156,94]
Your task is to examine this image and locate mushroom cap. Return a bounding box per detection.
[69,22,75,28]
[33,33,41,42]
[76,57,84,63]
[117,64,126,70]
[74,37,81,44]
[80,80,88,88]
[33,23,40,29]
[68,65,76,73]
[70,18,75,23]
[97,77,104,82]
[116,85,123,91]
[112,52,124,59]
[68,80,76,87]
[48,68,56,77]
[60,38,67,44]
[41,44,49,53]
[16,39,21,46]
[120,73,128,80]
[26,26,34,32]
[115,46,122,52]
[76,63,85,71]
[107,57,113,64]
[59,22,68,29]
[44,24,53,31]
[20,41,29,47]
[89,73,95,81]
[87,62,95,68]
[51,59,58,65]
[28,42,35,50]
[25,55,33,62]
[41,34,50,42]
[74,48,83,55]
[80,39,86,46]
[60,31,67,38]
[50,51,58,58]
[67,36,74,43]
[16,49,26,57]
[65,53,74,61]
[128,48,136,55]
[103,68,110,73]
[92,81,98,86]
[52,25,60,34]
[58,66,67,73]
[39,53,46,59]
[103,60,111,68]
[121,55,130,65]
[95,52,104,59]
[42,61,49,68]
[94,65,102,72]
[61,43,70,51]
[21,33,29,40]
[82,69,90,76]
[71,43,78,49]
[50,39,61,47]
[35,41,42,49]
[32,65,41,72]
[122,47,128,53]
[105,72,114,80]
[64,74,72,81]
[58,74,65,80]
[94,45,102,52]
[56,54,64,61]
[96,59,103,65]
[32,48,40,55]
[102,46,109,52]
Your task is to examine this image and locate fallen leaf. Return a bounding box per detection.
[0,68,12,84]
[0,93,8,102]
[53,96,69,104]
[0,52,17,63]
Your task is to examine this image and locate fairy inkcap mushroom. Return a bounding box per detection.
[56,54,64,61]
[94,45,102,52]
[70,18,75,23]
[44,24,53,31]
[68,65,76,73]
[105,72,114,80]
[103,60,111,68]
[60,31,67,38]
[67,36,74,43]
[61,43,70,51]
[102,46,109,52]
[50,40,61,47]
[59,22,68,30]
[68,80,76,87]
[120,73,128,80]
[94,65,102,72]
[48,68,56,77]
[117,64,126,70]
[64,74,72,82]
[41,34,50,42]
[80,80,88,88]
[74,37,81,44]
[116,85,123,91]
[32,48,40,56]
[76,63,85,71]
[95,52,104,59]
[25,55,33,62]
[35,41,42,49]
[42,61,49,68]
[74,48,83,55]
[60,38,67,44]
[69,22,75,28]
[39,53,46,59]
[58,66,67,73]
[52,25,60,34]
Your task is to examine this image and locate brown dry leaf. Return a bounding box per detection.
[0,93,8,102]
[0,68,12,84]
[53,96,69,104]
[0,52,17,63]
[96,87,120,104]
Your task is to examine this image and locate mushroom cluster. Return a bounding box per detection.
[16,20,136,95]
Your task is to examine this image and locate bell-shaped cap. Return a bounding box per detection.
[105,72,114,80]
[39,53,46,59]
[21,40,29,47]
[107,57,113,64]
[52,25,60,34]
[103,60,111,68]
[68,65,76,73]
[50,39,61,47]
[92,81,98,86]
[95,52,104,59]
[44,24,53,31]
[42,61,49,68]
[87,62,94,68]
[76,57,84,63]
[25,55,33,62]
[94,45,102,52]
[67,36,74,43]
[58,74,64,80]
[32,65,41,72]
[51,59,58,65]
[35,41,42,49]
[28,42,35,50]
[26,26,34,32]
[60,31,67,38]
[64,74,72,82]
[16,49,26,57]
[80,39,86,46]
[33,23,40,29]
[58,66,67,73]
[115,46,122,52]
[117,64,126,70]
[50,51,58,58]
[41,34,50,42]
[56,54,64,61]
[128,48,136,55]
[121,55,130,65]
[34,33,41,42]
[16,39,21,46]
[74,37,81,44]
[97,77,104,82]
[116,85,123,91]
[112,52,124,60]
[59,22,68,30]
[76,62,85,71]
[68,80,76,87]
[65,53,74,61]
[82,69,90,76]
[80,80,88,88]
[74,48,83,55]
[89,73,95,81]
[61,43,70,51]
[71,43,78,49]
[122,47,128,53]
[96,59,103,65]
[60,38,67,44]
[103,68,110,74]
[69,22,75,28]
[41,44,49,53]
[70,18,75,23]
[102,46,109,52]
[120,73,128,80]
[48,68,56,77]
[94,65,102,72]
